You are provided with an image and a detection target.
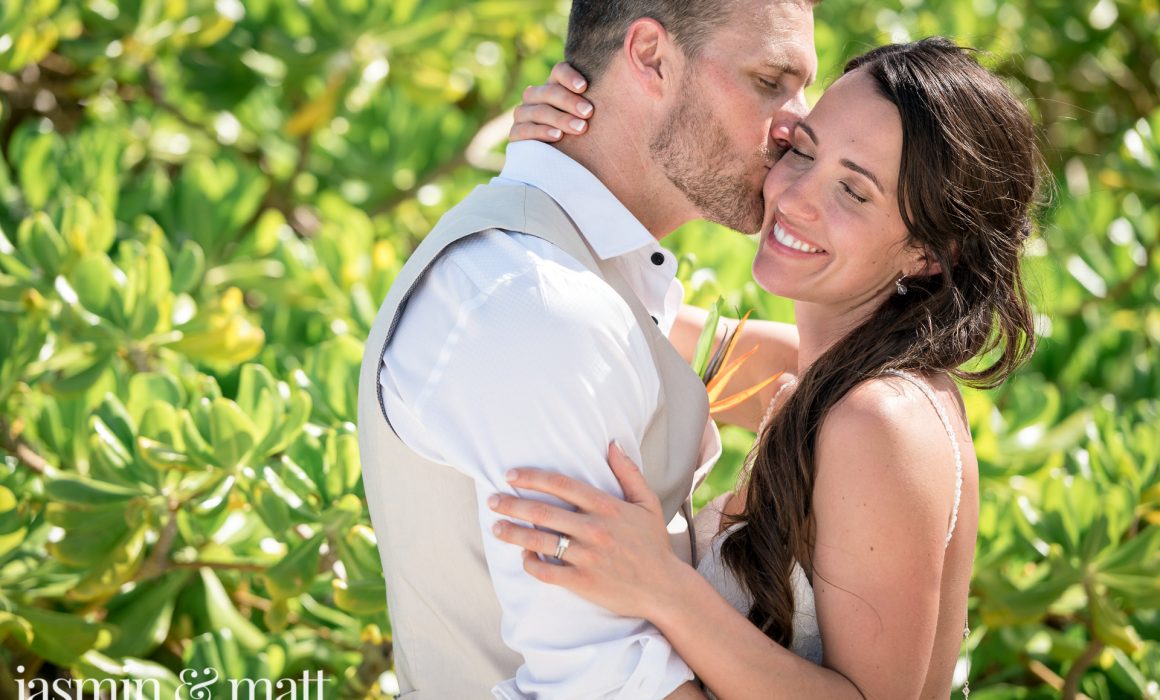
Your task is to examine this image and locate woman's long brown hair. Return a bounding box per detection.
[720,38,1043,647]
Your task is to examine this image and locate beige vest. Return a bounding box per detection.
[357,184,711,698]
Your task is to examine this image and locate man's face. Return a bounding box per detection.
[650,0,817,234]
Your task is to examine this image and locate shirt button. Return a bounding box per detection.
[650,251,665,266]
[651,316,659,325]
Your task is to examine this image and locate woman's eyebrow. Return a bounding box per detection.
[841,159,884,195]
[795,123,885,195]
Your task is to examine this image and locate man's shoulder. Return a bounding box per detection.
[431,228,585,292]
[392,228,636,346]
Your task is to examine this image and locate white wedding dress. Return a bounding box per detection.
[692,370,965,671]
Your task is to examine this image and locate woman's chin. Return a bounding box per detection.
[751,261,802,301]
[752,251,808,301]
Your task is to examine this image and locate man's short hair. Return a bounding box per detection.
[564,0,736,82]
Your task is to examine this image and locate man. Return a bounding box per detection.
[357,1,817,697]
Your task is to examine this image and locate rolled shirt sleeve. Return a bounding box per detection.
[381,231,695,699]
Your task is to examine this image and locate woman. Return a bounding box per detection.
[489,39,1041,699]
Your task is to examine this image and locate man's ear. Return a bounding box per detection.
[622,18,681,98]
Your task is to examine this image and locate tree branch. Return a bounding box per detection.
[0,417,52,476]
[170,560,267,573]
[1061,638,1103,700]
[138,503,180,580]
[1027,658,1093,700]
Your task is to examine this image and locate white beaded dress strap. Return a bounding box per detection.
[882,370,973,697]
[881,369,963,548]
[757,377,797,435]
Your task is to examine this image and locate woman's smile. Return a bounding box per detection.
[766,219,828,256]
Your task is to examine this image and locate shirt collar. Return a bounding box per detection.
[493,141,658,260]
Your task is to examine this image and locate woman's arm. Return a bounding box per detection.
[648,559,863,699]
[492,394,961,699]
[807,378,961,697]
[672,304,799,432]
[491,447,864,700]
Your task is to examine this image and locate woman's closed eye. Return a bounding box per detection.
[841,182,869,204]
[789,147,814,161]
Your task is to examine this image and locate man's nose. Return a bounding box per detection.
[769,92,809,148]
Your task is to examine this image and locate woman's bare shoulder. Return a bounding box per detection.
[813,374,961,531]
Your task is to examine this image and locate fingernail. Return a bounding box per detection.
[611,440,625,458]
[505,469,518,482]
[547,128,562,139]
[487,494,500,509]
[492,521,503,535]
[570,119,586,132]
[577,102,593,117]
[573,77,587,90]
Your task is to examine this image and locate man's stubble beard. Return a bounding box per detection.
[649,83,775,235]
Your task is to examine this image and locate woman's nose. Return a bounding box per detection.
[774,171,819,223]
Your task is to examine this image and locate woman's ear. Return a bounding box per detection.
[906,246,944,278]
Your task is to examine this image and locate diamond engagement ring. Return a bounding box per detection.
[553,534,571,561]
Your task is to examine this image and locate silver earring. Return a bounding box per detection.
[895,275,908,296]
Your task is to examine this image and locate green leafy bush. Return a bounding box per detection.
[0,0,1156,697]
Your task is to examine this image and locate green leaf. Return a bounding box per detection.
[691,298,723,380]
[332,578,387,616]
[171,240,206,295]
[71,652,183,700]
[264,532,326,600]
[69,521,150,601]
[18,212,67,275]
[60,195,116,255]
[337,524,383,582]
[208,397,257,470]
[45,476,141,505]
[69,252,118,317]
[1090,591,1144,654]
[194,568,267,652]
[137,436,196,472]
[128,373,185,421]
[104,571,191,658]
[14,130,61,210]
[181,405,219,468]
[323,427,361,500]
[0,485,28,558]
[251,481,292,534]
[45,504,131,568]
[15,605,115,666]
[304,335,363,422]
[235,363,278,418]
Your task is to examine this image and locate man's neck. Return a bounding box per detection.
[554,128,696,240]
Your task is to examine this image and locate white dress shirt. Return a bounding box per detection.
[379,142,718,698]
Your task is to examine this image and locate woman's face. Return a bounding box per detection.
[752,69,928,318]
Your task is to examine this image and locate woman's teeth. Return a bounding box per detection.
[773,223,824,254]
